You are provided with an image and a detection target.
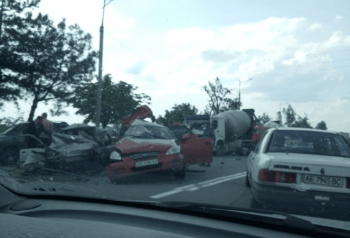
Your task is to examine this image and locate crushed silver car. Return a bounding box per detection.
[19,124,115,173]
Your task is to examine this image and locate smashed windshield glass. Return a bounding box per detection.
[122,125,175,140]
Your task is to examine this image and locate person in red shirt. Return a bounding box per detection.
[40,113,53,146]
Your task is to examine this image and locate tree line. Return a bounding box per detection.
[157,78,328,130]
[0,1,328,130]
[0,0,150,128]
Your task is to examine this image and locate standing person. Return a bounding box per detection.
[23,119,38,148]
[40,113,53,146]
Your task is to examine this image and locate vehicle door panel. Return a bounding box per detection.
[179,135,213,165]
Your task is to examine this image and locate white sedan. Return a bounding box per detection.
[246,128,350,211]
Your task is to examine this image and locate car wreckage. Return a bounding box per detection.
[105,105,213,181]
[19,124,115,173]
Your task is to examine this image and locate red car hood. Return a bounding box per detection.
[116,137,176,154]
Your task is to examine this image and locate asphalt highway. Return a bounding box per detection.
[5,154,349,221]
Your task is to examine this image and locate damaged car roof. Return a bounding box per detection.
[131,119,163,128]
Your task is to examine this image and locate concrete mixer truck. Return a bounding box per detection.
[210,109,258,156]
[184,109,260,156]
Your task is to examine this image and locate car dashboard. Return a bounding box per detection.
[0,185,326,238]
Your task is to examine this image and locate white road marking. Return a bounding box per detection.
[150,172,246,199]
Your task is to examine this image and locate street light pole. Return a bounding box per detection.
[96,0,113,128]
[238,78,252,110]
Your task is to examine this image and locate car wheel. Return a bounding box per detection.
[216,142,225,156]
[240,143,251,156]
[1,147,19,166]
[241,147,250,156]
[245,172,251,187]
[174,165,186,179]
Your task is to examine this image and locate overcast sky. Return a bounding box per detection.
[4,0,350,132]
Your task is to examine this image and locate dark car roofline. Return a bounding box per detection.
[61,124,94,131]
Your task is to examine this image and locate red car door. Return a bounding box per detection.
[179,134,213,165]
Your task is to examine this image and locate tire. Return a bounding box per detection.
[240,143,250,156]
[241,147,250,156]
[174,165,186,179]
[245,172,251,187]
[216,142,225,156]
[1,147,19,166]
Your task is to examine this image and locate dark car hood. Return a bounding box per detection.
[116,137,176,154]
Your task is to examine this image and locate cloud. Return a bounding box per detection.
[308,23,322,31]
[323,31,350,49]
[201,49,238,62]
[130,17,350,104]
[335,15,344,21]
[125,61,147,75]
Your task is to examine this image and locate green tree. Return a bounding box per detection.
[221,98,241,112]
[0,0,40,108]
[158,103,198,126]
[292,115,312,128]
[203,77,241,115]
[0,9,97,121]
[315,121,327,130]
[282,105,296,127]
[257,113,272,124]
[0,115,24,127]
[70,74,151,128]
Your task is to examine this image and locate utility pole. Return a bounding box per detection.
[238,78,252,110]
[95,0,113,128]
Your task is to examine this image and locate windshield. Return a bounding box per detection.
[169,126,192,140]
[267,130,350,157]
[1,0,350,232]
[123,125,175,140]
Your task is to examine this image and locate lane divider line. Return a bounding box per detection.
[150,172,246,199]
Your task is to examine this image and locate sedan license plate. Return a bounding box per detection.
[303,175,343,187]
[135,159,159,168]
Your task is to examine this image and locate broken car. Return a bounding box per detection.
[105,105,213,181]
[19,124,114,173]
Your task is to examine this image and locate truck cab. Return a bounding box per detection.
[210,116,225,145]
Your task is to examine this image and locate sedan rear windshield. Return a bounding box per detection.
[121,125,175,140]
[267,130,350,157]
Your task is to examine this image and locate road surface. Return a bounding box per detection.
[4,154,348,220]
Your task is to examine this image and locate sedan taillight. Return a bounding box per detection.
[258,169,296,183]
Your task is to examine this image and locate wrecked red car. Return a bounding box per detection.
[168,124,213,165]
[105,106,213,181]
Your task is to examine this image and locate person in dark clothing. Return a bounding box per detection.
[23,120,39,148]
[35,116,52,147]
